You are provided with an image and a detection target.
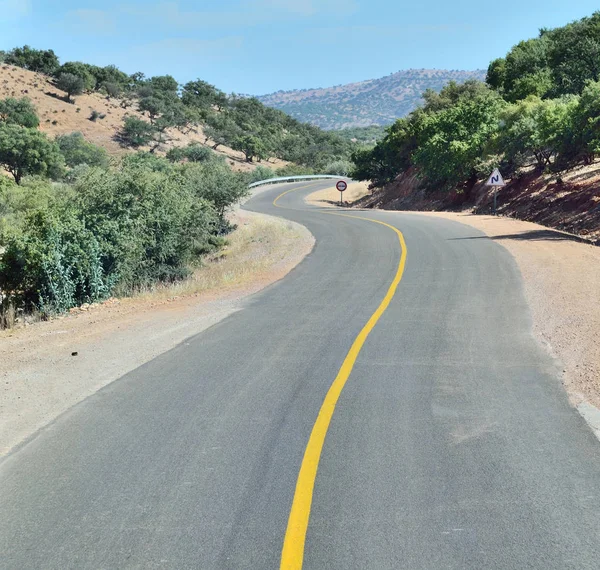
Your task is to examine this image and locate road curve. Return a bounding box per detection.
[1,181,600,569]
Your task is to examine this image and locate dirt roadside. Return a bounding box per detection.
[305,181,370,207]
[398,212,600,414]
[0,207,314,456]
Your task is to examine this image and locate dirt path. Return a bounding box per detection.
[0,209,314,456]
[403,212,600,414]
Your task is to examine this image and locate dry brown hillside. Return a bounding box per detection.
[0,64,286,172]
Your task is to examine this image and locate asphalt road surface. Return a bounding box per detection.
[2,181,600,569]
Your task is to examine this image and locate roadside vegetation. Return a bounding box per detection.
[0,44,364,327]
[351,11,600,198]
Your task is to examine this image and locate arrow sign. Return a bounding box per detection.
[485,168,506,187]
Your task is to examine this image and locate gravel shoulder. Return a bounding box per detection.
[403,211,600,413]
[0,208,314,456]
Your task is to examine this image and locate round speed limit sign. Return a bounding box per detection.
[336,180,348,192]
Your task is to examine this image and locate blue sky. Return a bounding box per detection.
[1,1,598,95]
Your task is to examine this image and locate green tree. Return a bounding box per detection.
[54,62,97,92]
[56,132,109,168]
[547,12,600,95]
[414,89,506,191]
[0,123,65,183]
[182,79,227,112]
[120,117,154,147]
[55,73,84,103]
[0,97,39,128]
[5,45,60,74]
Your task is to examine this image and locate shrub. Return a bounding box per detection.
[323,160,354,176]
[120,116,154,147]
[0,97,39,128]
[0,123,65,183]
[5,46,59,74]
[248,165,276,184]
[89,110,100,122]
[56,132,109,168]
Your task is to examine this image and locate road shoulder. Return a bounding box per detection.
[402,211,600,421]
[0,208,314,456]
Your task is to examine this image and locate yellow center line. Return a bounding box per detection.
[271,184,408,570]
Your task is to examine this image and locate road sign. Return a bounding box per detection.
[485,168,506,187]
[336,180,348,192]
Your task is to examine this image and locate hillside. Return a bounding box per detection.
[258,69,486,130]
[0,64,286,172]
[355,164,600,243]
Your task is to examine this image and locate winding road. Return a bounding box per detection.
[2,181,600,569]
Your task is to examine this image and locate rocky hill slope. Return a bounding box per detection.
[259,69,486,130]
[0,64,286,172]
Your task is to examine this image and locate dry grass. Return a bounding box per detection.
[0,64,288,172]
[134,211,310,302]
[305,181,370,207]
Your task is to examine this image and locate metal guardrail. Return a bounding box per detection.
[248,175,348,189]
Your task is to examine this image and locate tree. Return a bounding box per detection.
[120,117,154,147]
[231,134,267,162]
[413,89,506,191]
[495,96,576,171]
[0,123,65,184]
[56,132,109,168]
[0,97,39,128]
[102,82,122,99]
[55,73,84,103]
[138,97,165,124]
[54,62,96,92]
[182,79,227,111]
[5,45,60,74]
[547,12,600,95]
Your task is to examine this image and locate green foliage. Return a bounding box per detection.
[248,165,276,184]
[54,62,97,92]
[166,143,214,163]
[0,97,39,128]
[120,117,154,147]
[275,164,315,177]
[0,123,65,184]
[55,73,84,103]
[56,132,109,169]
[413,88,506,190]
[182,79,227,112]
[494,96,577,172]
[333,125,386,145]
[323,160,353,176]
[183,160,249,219]
[5,45,59,74]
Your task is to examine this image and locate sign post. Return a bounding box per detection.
[336,180,347,206]
[485,168,506,215]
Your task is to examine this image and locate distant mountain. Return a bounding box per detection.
[258,69,486,130]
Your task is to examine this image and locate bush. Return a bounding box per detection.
[5,46,59,74]
[183,160,249,220]
[0,209,113,314]
[0,123,65,183]
[120,116,154,147]
[0,97,39,128]
[323,160,353,176]
[89,110,100,122]
[248,165,276,184]
[166,143,214,163]
[56,132,109,169]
